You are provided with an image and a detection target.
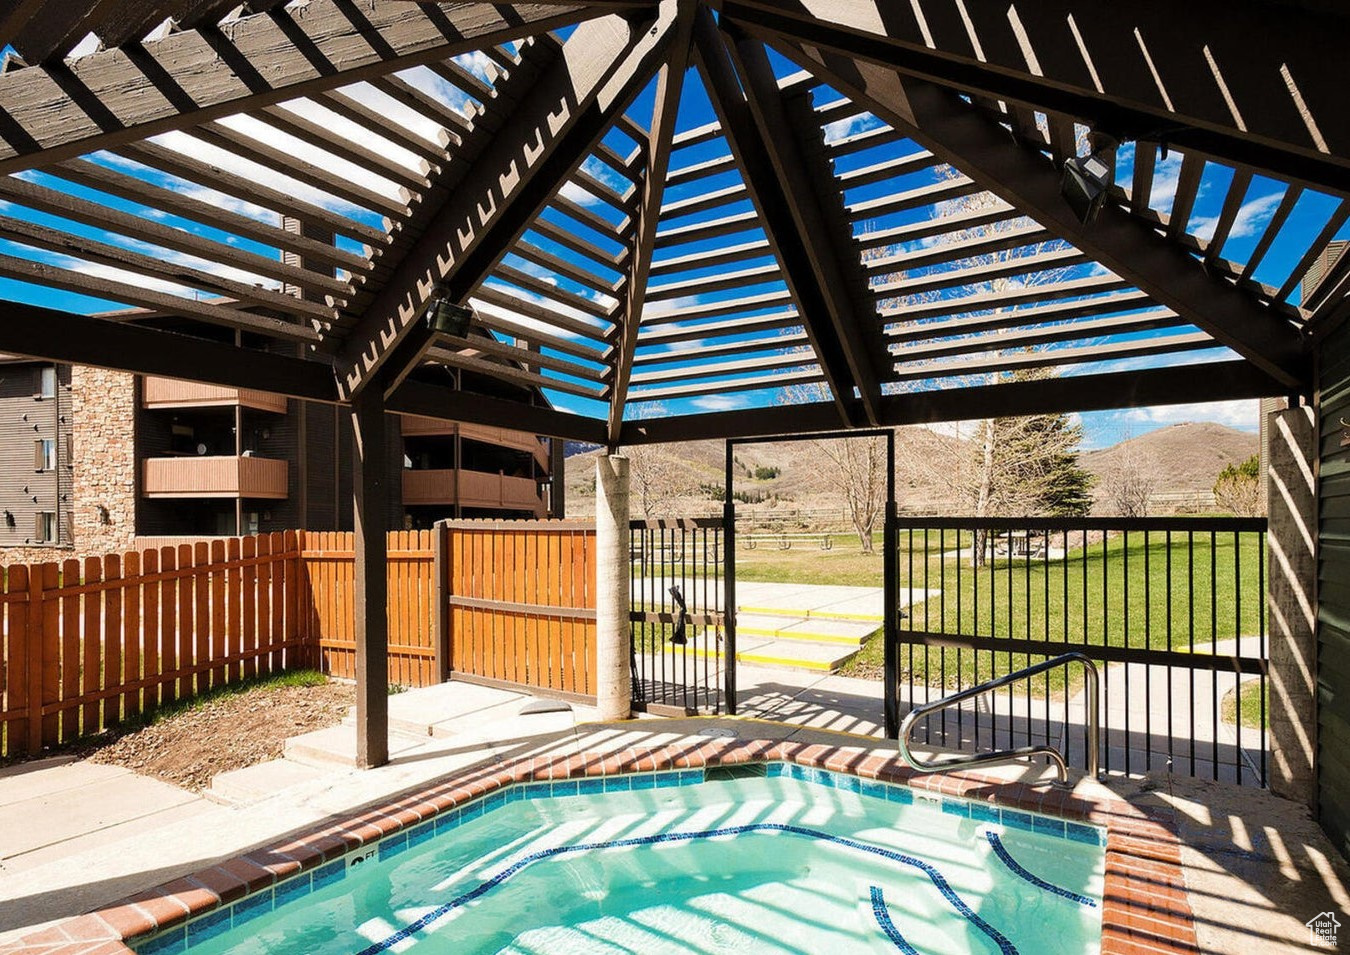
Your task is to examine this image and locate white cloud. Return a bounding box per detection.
[691,395,749,412]
[1190,190,1284,244]
[1122,399,1260,431]
[823,112,881,145]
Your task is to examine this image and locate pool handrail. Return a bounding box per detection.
[897,651,1100,787]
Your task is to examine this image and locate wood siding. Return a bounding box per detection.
[403,468,544,513]
[142,455,289,499]
[1319,319,1350,854]
[0,362,71,548]
[142,376,288,414]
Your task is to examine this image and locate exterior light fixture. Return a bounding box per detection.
[424,283,475,338]
[1060,132,1119,226]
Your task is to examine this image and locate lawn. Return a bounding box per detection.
[1222,677,1268,729]
[732,528,1265,693]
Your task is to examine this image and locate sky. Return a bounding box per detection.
[1,26,1335,453]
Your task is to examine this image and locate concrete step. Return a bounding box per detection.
[739,604,883,624]
[208,758,329,806]
[672,634,859,674]
[284,724,430,769]
[735,613,878,646]
[341,681,531,739]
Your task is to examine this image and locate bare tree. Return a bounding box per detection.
[817,434,889,553]
[1096,430,1161,517]
[620,402,687,520]
[1214,455,1262,517]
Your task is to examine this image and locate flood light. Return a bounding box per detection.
[1060,153,1113,226]
[424,284,475,338]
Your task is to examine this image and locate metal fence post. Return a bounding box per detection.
[724,441,737,715]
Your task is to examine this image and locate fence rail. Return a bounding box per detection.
[894,516,1268,786]
[0,532,304,757]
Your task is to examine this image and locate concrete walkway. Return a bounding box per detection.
[0,672,1339,955]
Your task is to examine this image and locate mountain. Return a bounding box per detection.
[562,420,1259,518]
[1081,422,1257,495]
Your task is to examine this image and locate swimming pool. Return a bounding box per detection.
[134,762,1105,955]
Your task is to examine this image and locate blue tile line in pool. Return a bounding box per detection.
[353,821,1020,955]
[131,762,1103,953]
[870,885,921,955]
[985,831,1098,907]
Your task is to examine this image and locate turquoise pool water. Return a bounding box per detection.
[145,765,1105,955]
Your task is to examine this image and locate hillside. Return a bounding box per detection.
[1082,422,1257,497]
[563,420,1260,519]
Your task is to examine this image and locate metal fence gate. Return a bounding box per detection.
[893,516,1268,786]
[629,517,728,715]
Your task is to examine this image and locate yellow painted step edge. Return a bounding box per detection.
[736,626,864,646]
[674,646,852,671]
[738,605,883,623]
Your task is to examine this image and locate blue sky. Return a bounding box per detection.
[0,36,1335,452]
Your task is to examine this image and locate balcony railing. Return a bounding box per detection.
[402,468,543,514]
[143,455,288,499]
[142,377,288,414]
[399,415,550,469]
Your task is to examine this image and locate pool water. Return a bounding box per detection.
[167,766,1104,955]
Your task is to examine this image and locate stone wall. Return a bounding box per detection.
[70,366,138,557]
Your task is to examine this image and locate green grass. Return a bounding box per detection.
[1222,678,1268,729]
[804,530,1265,693]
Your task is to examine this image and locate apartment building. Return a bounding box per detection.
[0,360,561,561]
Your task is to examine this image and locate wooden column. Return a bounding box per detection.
[351,386,389,768]
[1268,404,1318,807]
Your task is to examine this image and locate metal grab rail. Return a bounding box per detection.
[898,651,1100,787]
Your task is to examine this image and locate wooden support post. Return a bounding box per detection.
[1268,404,1318,807]
[594,455,631,721]
[352,386,390,768]
[433,521,450,683]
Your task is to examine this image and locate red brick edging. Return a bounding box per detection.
[0,738,1196,955]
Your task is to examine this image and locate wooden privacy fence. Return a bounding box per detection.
[300,530,439,688]
[443,519,597,697]
[0,532,306,757]
[0,523,602,758]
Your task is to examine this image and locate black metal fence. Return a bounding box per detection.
[894,516,1268,786]
[629,517,727,715]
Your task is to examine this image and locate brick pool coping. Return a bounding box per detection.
[0,738,1197,955]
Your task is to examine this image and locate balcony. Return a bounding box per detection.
[143,455,289,499]
[142,376,288,414]
[400,415,550,470]
[402,468,544,514]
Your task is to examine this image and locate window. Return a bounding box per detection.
[34,438,56,471]
[37,365,55,398]
[35,512,56,544]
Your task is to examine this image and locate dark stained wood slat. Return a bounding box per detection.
[1277,199,1350,302]
[646,263,783,302]
[0,2,599,172]
[116,140,388,244]
[1241,185,1302,280]
[1166,153,1206,240]
[431,349,606,399]
[650,238,771,277]
[0,250,320,341]
[50,157,371,276]
[370,74,476,136]
[1131,141,1158,215]
[426,337,605,383]
[889,332,1217,382]
[872,247,1089,299]
[492,263,618,321]
[864,222,1051,273]
[511,239,622,296]
[551,192,631,241]
[0,173,354,299]
[844,176,979,219]
[881,273,1133,322]
[637,308,799,344]
[1204,169,1254,265]
[257,104,431,191]
[890,309,1186,361]
[633,333,811,367]
[855,203,1017,251]
[631,367,824,401]
[640,288,794,325]
[172,0,246,31]
[885,290,1156,343]
[630,349,814,384]
[0,210,337,323]
[0,0,49,53]
[530,216,627,271]
[666,152,737,187]
[8,0,115,65]
[192,120,411,217]
[96,4,177,50]
[835,149,937,188]
[311,89,455,166]
[653,208,759,248]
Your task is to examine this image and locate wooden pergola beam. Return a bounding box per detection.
[620,359,1285,444]
[0,2,601,174]
[722,0,1350,192]
[334,6,677,400]
[722,25,888,425]
[692,10,861,426]
[771,41,1311,391]
[607,5,696,445]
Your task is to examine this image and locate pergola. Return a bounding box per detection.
[0,1,1344,766]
